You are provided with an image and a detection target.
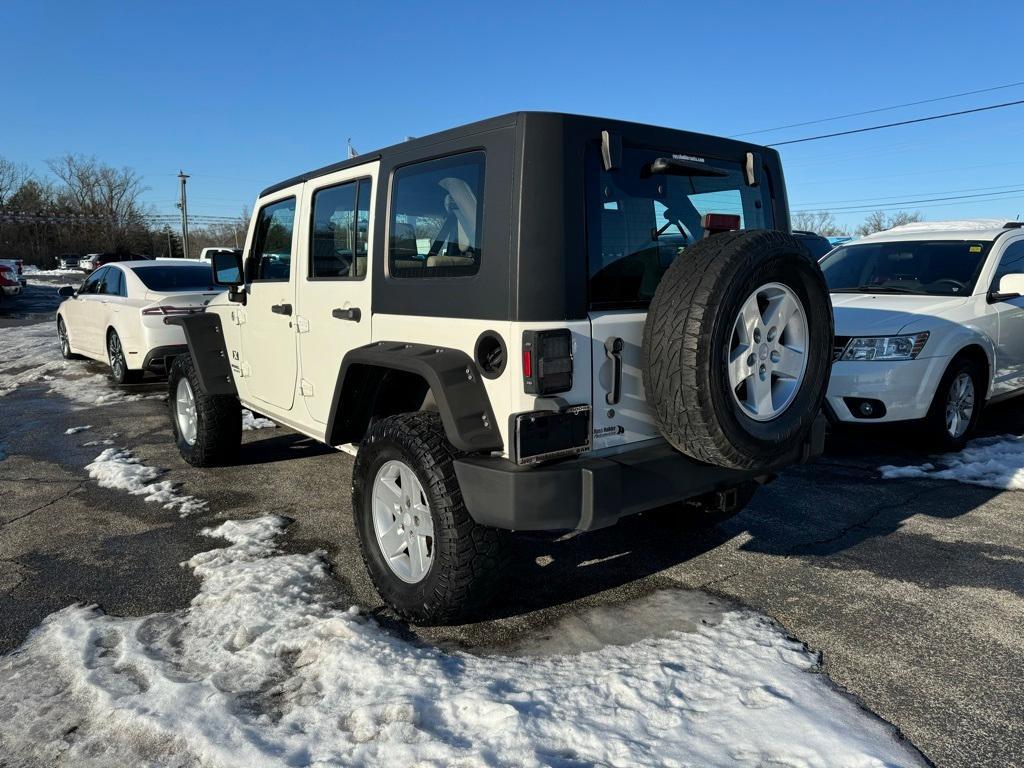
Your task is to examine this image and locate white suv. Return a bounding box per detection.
[161,112,834,622]
[821,219,1024,448]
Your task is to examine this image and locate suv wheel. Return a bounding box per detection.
[167,354,241,466]
[643,230,833,470]
[925,356,982,451]
[107,330,142,384]
[352,412,506,624]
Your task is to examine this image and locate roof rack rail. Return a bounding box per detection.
[1005,221,1023,229]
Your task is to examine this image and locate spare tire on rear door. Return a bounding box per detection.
[642,229,832,470]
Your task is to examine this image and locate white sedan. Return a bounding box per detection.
[56,260,223,383]
[821,220,1024,449]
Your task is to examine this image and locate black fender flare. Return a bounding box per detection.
[163,314,237,396]
[326,342,502,453]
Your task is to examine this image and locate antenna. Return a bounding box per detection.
[347,138,358,159]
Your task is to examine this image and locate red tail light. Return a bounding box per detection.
[522,349,533,378]
[142,305,205,316]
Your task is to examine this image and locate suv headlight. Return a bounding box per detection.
[839,332,929,361]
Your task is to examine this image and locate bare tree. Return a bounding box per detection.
[855,210,923,237]
[0,156,31,207]
[47,154,150,251]
[791,210,848,236]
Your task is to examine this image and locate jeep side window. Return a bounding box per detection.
[250,197,296,282]
[309,178,371,279]
[389,151,484,278]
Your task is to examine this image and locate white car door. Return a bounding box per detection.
[986,238,1024,395]
[241,192,300,413]
[76,266,110,355]
[295,165,377,426]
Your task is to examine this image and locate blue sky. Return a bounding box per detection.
[3,0,1023,232]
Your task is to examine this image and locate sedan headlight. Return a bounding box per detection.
[839,332,929,361]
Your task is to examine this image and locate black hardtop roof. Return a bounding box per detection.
[259,111,775,198]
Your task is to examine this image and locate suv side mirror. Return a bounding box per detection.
[57,285,76,297]
[212,250,243,286]
[991,273,1024,302]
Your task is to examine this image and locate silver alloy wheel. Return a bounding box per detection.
[175,377,198,446]
[945,371,975,439]
[58,320,69,356]
[108,332,125,379]
[727,282,809,422]
[371,459,435,584]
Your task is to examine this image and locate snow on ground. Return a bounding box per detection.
[85,447,208,517]
[242,408,275,430]
[0,516,925,768]
[22,265,82,276]
[64,425,92,434]
[880,434,1024,490]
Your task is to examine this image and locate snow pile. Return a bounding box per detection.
[22,265,82,275]
[47,371,158,408]
[0,322,67,396]
[86,447,208,517]
[64,425,93,434]
[242,408,275,430]
[0,518,925,768]
[880,434,1024,490]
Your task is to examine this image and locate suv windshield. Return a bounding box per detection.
[821,240,991,296]
[130,264,218,292]
[586,144,770,308]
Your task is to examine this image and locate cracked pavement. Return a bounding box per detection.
[3,290,1024,766]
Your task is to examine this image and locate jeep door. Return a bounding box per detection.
[295,164,377,426]
[243,193,300,412]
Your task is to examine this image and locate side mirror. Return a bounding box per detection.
[991,273,1024,302]
[211,250,243,286]
[57,285,75,297]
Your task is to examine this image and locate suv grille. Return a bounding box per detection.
[833,336,850,362]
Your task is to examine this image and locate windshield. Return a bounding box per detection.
[586,144,771,308]
[820,240,990,296]
[130,264,218,292]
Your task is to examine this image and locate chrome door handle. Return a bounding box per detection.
[332,307,361,322]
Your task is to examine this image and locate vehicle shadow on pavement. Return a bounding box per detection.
[468,399,1024,624]
[239,432,336,464]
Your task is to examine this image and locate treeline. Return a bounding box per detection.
[792,209,923,238]
[0,155,247,266]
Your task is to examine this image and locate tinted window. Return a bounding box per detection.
[586,145,769,308]
[389,152,484,278]
[81,266,108,294]
[821,240,990,296]
[101,267,124,296]
[310,178,371,279]
[130,264,218,292]
[251,198,296,281]
[992,241,1024,288]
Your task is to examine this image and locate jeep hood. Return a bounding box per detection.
[830,293,969,336]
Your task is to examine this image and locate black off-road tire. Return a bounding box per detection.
[167,354,241,467]
[352,412,507,624]
[923,355,984,452]
[107,329,143,384]
[56,316,84,360]
[643,230,833,470]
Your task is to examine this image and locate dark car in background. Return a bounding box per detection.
[792,230,834,261]
[57,253,81,269]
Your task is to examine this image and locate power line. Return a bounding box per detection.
[792,188,1024,214]
[769,99,1024,146]
[733,80,1024,137]
[793,182,1024,208]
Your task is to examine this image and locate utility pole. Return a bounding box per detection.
[177,170,190,259]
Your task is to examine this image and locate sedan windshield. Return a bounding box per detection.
[130,264,218,292]
[820,240,991,296]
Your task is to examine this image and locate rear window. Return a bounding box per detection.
[130,264,217,292]
[586,145,770,308]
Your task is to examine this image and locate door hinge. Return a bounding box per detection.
[239,362,252,377]
[299,378,314,397]
[231,309,246,325]
[295,316,310,333]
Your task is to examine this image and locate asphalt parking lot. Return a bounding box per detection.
[2,280,1023,767]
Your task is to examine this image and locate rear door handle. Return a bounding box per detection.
[605,336,623,405]
[332,307,361,322]
[271,303,292,316]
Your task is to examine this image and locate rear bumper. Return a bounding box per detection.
[454,414,826,531]
[142,344,188,373]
